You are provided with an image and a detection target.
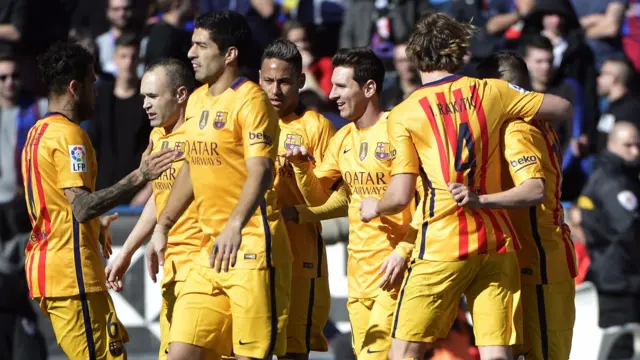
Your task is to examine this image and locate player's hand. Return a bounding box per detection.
[105,252,132,292]
[379,252,407,291]
[283,145,314,165]
[146,225,168,283]
[139,140,175,181]
[281,206,300,223]
[360,197,380,222]
[448,182,481,208]
[210,225,242,273]
[99,213,118,259]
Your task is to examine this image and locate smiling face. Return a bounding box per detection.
[329,66,368,121]
[140,67,181,128]
[187,28,228,84]
[259,58,304,117]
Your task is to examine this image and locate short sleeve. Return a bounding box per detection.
[313,132,342,183]
[503,120,546,186]
[53,127,94,189]
[388,110,420,175]
[239,93,280,160]
[490,79,545,123]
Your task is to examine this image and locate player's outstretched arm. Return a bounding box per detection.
[106,195,158,292]
[210,157,274,272]
[361,173,418,222]
[286,182,350,224]
[534,94,573,123]
[146,161,195,282]
[64,140,175,223]
[286,145,338,206]
[449,179,545,209]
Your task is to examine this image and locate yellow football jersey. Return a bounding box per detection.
[21,113,104,298]
[296,113,413,298]
[501,119,577,284]
[389,75,545,261]
[275,105,335,277]
[150,126,202,284]
[184,77,291,269]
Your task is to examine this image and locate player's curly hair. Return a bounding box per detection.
[38,41,94,96]
[195,11,253,67]
[406,12,475,73]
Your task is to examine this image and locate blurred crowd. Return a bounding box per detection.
[2,0,640,359]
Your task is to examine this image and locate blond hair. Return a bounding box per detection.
[406,12,475,73]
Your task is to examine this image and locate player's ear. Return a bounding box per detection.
[225,46,238,66]
[68,79,81,100]
[299,71,306,90]
[363,79,377,99]
[176,86,188,104]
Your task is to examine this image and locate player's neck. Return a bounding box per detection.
[208,68,240,97]
[47,97,79,123]
[164,108,186,134]
[420,70,454,85]
[355,103,382,130]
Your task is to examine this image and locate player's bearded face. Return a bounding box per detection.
[259,58,302,117]
[188,29,226,84]
[329,67,368,121]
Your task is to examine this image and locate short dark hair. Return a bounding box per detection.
[332,48,385,95]
[520,34,553,58]
[261,39,302,74]
[115,32,140,49]
[146,58,195,93]
[476,51,532,90]
[38,42,94,96]
[195,11,253,67]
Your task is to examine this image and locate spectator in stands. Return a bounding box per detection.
[381,42,420,110]
[570,0,627,69]
[622,0,640,71]
[596,57,640,151]
[96,0,147,77]
[0,0,24,55]
[89,34,151,207]
[0,54,46,236]
[579,121,640,360]
[285,0,344,59]
[284,20,333,98]
[145,0,194,67]
[485,0,536,49]
[521,35,592,202]
[568,206,590,285]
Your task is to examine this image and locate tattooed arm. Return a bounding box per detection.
[64,141,175,223]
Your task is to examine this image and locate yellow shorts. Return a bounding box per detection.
[514,281,575,360]
[392,252,521,346]
[169,263,292,359]
[347,289,398,360]
[38,291,129,360]
[286,276,330,354]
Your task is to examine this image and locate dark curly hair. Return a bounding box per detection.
[38,42,94,96]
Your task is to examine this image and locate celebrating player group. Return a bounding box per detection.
[21,8,576,360]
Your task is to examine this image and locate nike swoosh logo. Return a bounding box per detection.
[343,148,351,154]
[164,348,169,354]
[367,349,383,354]
[185,116,193,122]
[239,340,257,345]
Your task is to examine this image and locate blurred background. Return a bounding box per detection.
[1,0,640,359]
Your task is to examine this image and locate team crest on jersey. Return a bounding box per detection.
[68,145,87,173]
[284,133,302,151]
[214,111,228,129]
[174,142,185,157]
[199,110,209,130]
[161,141,169,150]
[359,142,368,161]
[375,142,390,161]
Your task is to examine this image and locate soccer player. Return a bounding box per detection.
[259,39,335,360]
[144,11,292,360]
[358,12,573,360]
[104,58,200,360]
[453,51,574,360]
[22,42,175,360]
[284,48,415,360]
